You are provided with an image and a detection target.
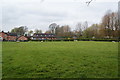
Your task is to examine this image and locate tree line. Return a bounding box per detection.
[10,10,119,39]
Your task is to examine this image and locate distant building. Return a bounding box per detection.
[0,31,8,41]
[0,31,27,41]
[17,36,28,41]
[0,31,17,41]
[7,33,17,41]
[32,33,56,40]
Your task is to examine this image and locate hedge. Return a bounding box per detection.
[31,38,119,42]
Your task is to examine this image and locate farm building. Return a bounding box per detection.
[0,31,56,41]
[0,31,17,41]
[17,36,28,41]
[7,33,17,41]
[0,31,28,41]
[32,33,56,40]
[0,31,8,41]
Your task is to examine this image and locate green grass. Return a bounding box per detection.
[2,41,118,78]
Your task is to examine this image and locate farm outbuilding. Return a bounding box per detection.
[32,33,56,40]
[17,36,28,41]
[0,31,17,41]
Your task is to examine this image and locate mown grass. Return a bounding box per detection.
[2,41,118,78]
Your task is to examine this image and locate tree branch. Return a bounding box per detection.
[86,0,93,6]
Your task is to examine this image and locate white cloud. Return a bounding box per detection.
[2,0,119,32]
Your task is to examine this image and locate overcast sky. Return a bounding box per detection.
[1,0,119,32]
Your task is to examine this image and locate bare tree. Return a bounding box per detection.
[101,10,112,38]
[83,21,88,30]
[86,0,93,6]
[61,25,71,37]
[75,22,83,37]
[11,26,28,36]
[34,29,42,34]
[49,23,57,34]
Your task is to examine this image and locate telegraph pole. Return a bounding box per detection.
[118,1,120,24]
[118,1,120,41]
[118,1,120,78]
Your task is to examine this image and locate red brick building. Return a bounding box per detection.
[17,36,28,41]
[0,31,29,41]
[7,33,17,41]
[0,31,17,41]
[0,31,8,41]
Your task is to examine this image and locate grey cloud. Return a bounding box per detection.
[2,0,118,32]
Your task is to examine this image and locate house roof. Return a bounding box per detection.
[34,33,55,35]
[0,31,17,36]
[33,33,56,38]
[7,33,17,36]
[0,32,8,35]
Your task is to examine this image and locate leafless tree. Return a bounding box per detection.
[34,29,42,34]
[75,22,83,37]
[49,23,58,34]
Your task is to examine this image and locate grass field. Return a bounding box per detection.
[2,41,118,78]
